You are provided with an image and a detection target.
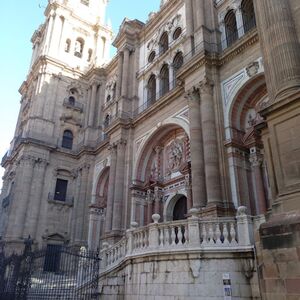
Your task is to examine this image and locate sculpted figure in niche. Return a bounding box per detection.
[168,139,184,171]
[150,160,158,180]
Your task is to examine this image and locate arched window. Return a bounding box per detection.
[65,39,71,53]
[173,27,182,40]
[241,0,256,33]
[160,64,170,96]
[62,130,73,149]
[173,52,184,77]
[148,51,156,63]
[104,115,110,128]
[74,38,84,58]
[159,32,169,55]
[87,49,93,62]
[224,10,238,47]
[147,75,156,103]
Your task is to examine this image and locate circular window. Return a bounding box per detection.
[148,51,156,63]
[173,27,182,40]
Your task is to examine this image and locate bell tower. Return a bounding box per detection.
[30,0,112,71]
[0,0,112,250]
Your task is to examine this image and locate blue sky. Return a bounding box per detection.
[0,0,160,190]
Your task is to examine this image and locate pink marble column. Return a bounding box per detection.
[199,78,222,205]
[185,87,207,208]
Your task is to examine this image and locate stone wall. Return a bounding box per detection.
[99,252,260,300]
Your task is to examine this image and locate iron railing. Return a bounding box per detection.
[63,98,84,112]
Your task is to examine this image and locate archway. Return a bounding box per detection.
[227,75,270,215]
[172,195,187,221]
[133,124,190,226]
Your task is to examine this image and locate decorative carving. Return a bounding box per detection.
[242,259,254,279]
[184,86,200,103]
[237,206,247,216]
[199,77,214,95]
[246,61,259,78]
[189,259,201,278]
[168,139,184,172]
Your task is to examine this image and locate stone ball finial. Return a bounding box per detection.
[189,208,200,219]
[130,221,139,228]
[152,214,161,224]
[237,206,248,216]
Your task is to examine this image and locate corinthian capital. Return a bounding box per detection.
[198,77,214,95]
[184,86,200,103]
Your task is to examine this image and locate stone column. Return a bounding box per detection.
[219,21,228,50]
[75,164,90,243]
[169,64,174,90]
[116,52,123,99]
[85,87,92,128]
[24,159,48,239]
[88,81,98,127]
[249,151,267,215]
[235,6,245,38]
[184,0,195,54]
[155,76,160,101]
[185,87,206,208]
[193,0,205,31]
[121,47,130,98]
[97,82,105,127]
[130,189,137,224]
[105,144,117,233]
[43,13,55,55]
[146,190,153,225]
[8,156,35,240]
[49,14,63,56]
[88,206,102,251]
[199,78,222,205]
[154,187,162,215]
[185,175,193,211]
[112,140,127,232]
[254,0,300,101]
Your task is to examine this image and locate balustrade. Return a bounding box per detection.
[100,207,253,272]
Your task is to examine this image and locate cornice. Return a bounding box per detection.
[140,0,183,40]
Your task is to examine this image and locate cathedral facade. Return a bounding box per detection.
[1,0,300,299]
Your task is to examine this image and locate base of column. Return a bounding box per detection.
[194,203,236,219]
[257,212,300,299]
[104,230,124,244]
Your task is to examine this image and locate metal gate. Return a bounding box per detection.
[0,237,101,300]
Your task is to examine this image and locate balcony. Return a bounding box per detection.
[63,98,84,112]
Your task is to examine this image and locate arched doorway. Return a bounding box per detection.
[133,124,191,226]
[173,195,187,221]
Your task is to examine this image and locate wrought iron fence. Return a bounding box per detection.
[0,237,101,300]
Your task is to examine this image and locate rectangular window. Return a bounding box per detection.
[44,244,62,273]
[54,179,68,202]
